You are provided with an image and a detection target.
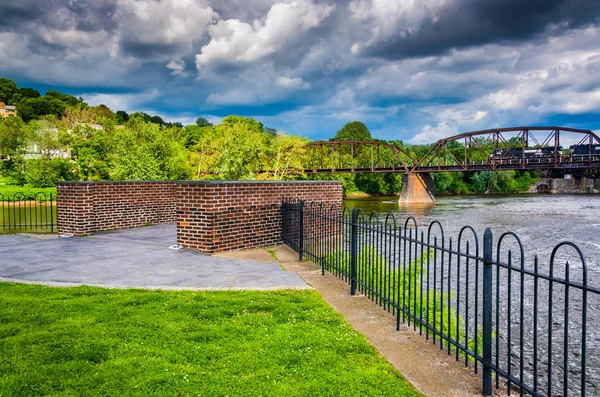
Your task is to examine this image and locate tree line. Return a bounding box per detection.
[0,77,540,195]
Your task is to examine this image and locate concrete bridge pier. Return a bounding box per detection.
[399,173,436,204]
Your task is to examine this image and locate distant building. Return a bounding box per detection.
[0,102,17,118]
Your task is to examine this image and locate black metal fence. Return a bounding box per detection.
[281,198,600,397]
[0,192,56,233]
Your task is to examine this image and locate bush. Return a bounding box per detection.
[0,185,57,201]
[24,157,75,187]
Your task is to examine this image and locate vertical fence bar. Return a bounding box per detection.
[350,208,358,296]
[482,228,493,396]
[298,200,304,261]
[50,193,54,233]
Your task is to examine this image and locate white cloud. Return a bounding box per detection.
[166,58,189,77]
[349,0,446,50]
[276,76,311,90]
[195,0,334,69]
[118,0,217,58]
[83,90,161,112]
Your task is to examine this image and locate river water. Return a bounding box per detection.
[343,194,600,280]
[341,194,600,395]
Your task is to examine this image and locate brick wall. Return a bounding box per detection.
[57,181,178,235]
[56,180,342,253]
[177,181,343,253]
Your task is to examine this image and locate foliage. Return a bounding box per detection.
[115,110,129,124]
[323,246,483,360]
[195,117,212,127]
[0,185,57,201]
[112,119,190,180]
[0,117,28,158]
[0,77,543,194]
[0,284,423,397]
[0,77,18,103]
[194,115,272,180]
[24,158,76,187]
[334,121,372,141]
[183,124,211,149]
[260,132,309,180]
[63,124,113,181]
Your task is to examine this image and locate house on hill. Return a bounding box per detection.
[0,102,17,118]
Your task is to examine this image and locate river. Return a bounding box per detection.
[343,194,600,279]
[341,194,600,395]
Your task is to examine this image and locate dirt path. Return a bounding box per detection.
[218,246,508,397]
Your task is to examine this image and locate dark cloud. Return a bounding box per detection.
[119,41,181,59]
[65,0,118,33]
[0,0,117,32]
[0,0,46,29]
[361,0,600,59]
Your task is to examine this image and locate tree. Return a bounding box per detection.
[183,124,212,149]
[95,104,115,120]
[66,124,113,180]
[195,117,212,127]
[60,105,99,129]
[13,87,40,103]
[0,117,28,158]
[45,90,81,107]
[113,119,190,180]
[334,121,372,141]
[115,110,129,124]
[0,78,18,103]
[261,132,308,180]
[28,119,63,157]
[17,96,68,121]
[149,115,165,125]
[194,116,271,179]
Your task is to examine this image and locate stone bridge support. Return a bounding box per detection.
[399,173,436,204]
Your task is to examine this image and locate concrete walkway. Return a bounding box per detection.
[0,224,308,290]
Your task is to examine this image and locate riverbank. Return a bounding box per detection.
[344,175,599,199]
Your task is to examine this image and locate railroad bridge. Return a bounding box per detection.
[265,126,600,203]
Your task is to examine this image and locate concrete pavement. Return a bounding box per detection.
[0,224,308,290]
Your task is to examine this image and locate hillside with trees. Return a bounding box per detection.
[0,77,540,195]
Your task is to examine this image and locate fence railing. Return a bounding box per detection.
[0,192,56,233]
[281,198,600,397]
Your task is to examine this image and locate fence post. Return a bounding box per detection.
[50,193,54,233]
[350,207,358,295]
[482,228,493,396]
[298,200,304,261]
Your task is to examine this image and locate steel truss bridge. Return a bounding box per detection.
[276,127,600,175]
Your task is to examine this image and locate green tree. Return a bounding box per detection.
[45,90,80,107]
[194,116,271,180]
[0,78,18,104]
[12,87,41,103]
[24,157,75,187]
[28,118,63,157]
[115,110,129,124]
[113,118,190,180]
[65,124,113,180]
[183,124,212,149]
[0,117,28,158]
[17,96,68,121]
[261,132,308,180]
[334,121,372,141]
[195,117,212,127]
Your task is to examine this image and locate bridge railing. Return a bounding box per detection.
[281,198,600,396]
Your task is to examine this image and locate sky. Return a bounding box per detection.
[1,0,599,143]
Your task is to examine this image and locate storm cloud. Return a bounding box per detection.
[0,0,598,142]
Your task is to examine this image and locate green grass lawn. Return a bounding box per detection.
[0,283,423,397]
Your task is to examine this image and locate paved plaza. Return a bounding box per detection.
[0,224,308,290]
